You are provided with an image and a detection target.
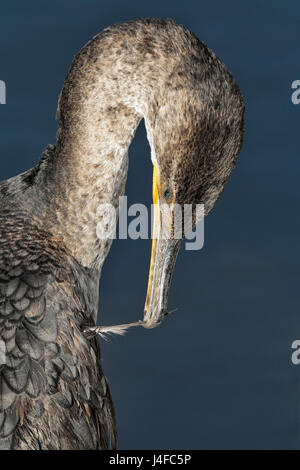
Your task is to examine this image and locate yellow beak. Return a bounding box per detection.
[143,164,180,328]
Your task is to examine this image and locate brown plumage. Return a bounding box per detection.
[0,18,244,449]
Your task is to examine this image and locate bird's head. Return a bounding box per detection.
[143,59,245,328]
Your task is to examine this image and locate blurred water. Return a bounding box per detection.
[0,0,299,449]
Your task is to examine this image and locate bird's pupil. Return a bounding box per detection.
[164,189,171,199]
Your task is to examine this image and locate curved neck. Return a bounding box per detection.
[41,30,164,269]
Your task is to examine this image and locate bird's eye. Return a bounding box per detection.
[164,188,171,200]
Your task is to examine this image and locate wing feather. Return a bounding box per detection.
[0,215,116,449]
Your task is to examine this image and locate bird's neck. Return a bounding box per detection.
[41,108,143,269]
[39,34,161,269]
